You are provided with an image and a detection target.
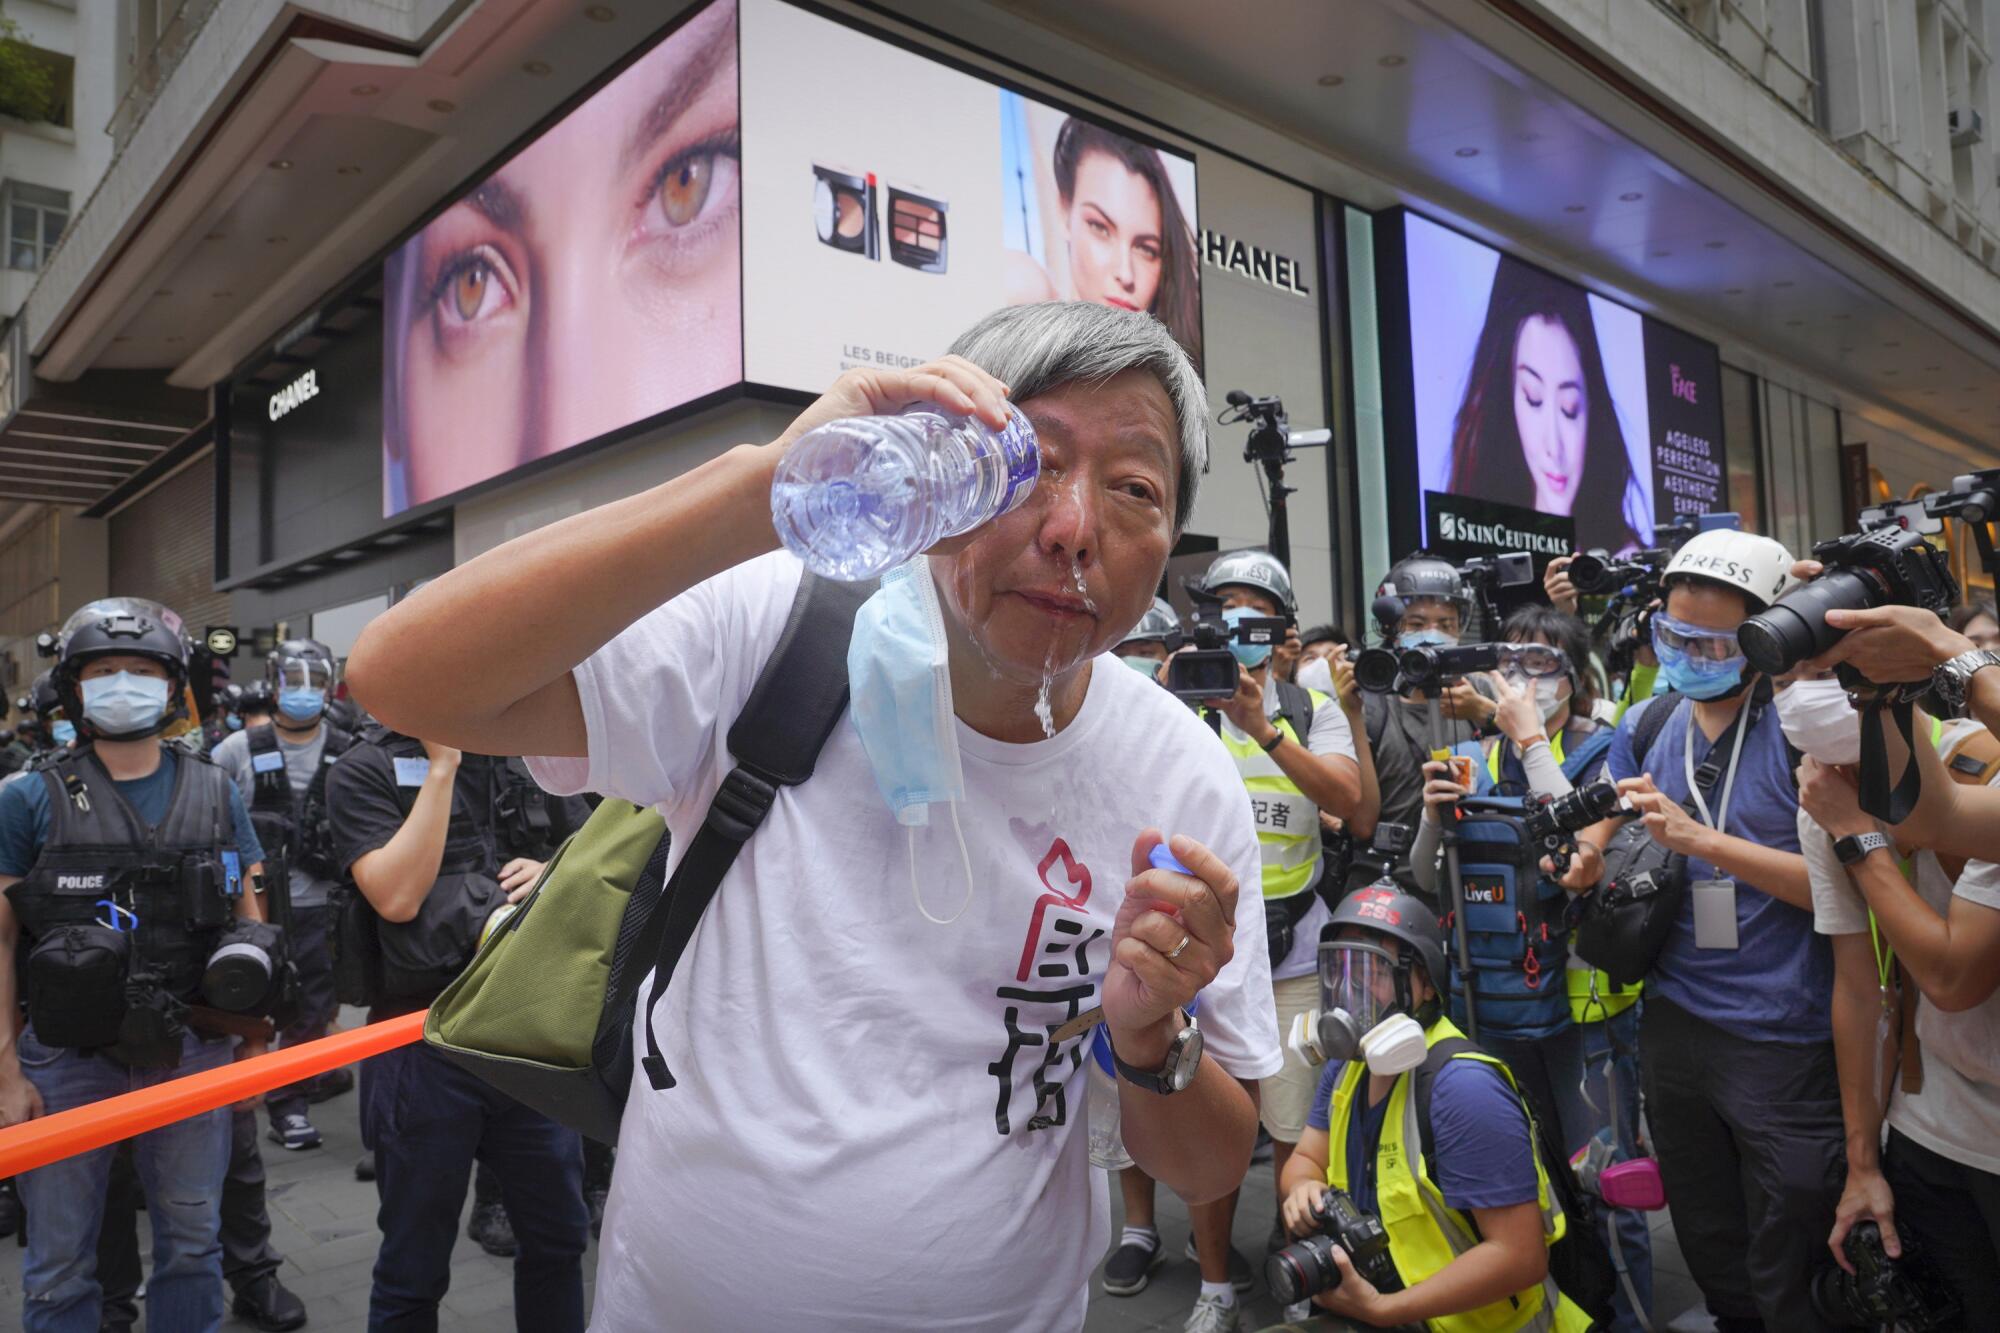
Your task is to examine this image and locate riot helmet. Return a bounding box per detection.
[1117,598,1183,651]
[53,598,190,742]
[266,638,337,726]
[1370,552,1473,644]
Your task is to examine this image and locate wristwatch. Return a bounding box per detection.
[1111,1011,1203,1095]
[1931,648,2000,717]
[1834,831,1893,866]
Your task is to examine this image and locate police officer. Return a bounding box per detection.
[325,726,588,1330]
[212,639,353,1152]
[1271,886,1592,1332]
[0,597,276,1332]
[8,670,72,768]
[1172,551,1366,1332]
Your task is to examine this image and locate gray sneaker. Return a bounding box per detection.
[1182,1293,1246,1333]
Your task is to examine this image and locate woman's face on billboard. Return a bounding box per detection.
[1511,313,1587,516]
[1063,150,1163,317]
[397,1,741,508]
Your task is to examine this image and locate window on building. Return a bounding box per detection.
[4,183,69,272]
[1720,364,1766,534]
[0,39,73,128]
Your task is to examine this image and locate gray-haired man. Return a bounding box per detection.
[343,302,1282,1330]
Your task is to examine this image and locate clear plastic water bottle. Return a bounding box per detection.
[771,406,1039,582]
[1086,1028,1132,1170]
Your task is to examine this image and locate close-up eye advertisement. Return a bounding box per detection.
[380,0,744,517]
[738,0,1200,393]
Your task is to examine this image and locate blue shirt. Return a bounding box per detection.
[0,750,264,879]
[1307,1055,1539,1217]
[1602,694,1829,1043]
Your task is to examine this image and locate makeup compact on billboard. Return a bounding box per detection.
[813,165,879,259]
[1374,209,1727,559]
[886,185,948,273]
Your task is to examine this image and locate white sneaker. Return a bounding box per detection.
[1183,1293,1246,1333]
[1283,1299,1314,1323]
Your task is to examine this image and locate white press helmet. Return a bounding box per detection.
[1662,530,1798,613]
[1120,597,1182,648]
[1199,549,1295,615]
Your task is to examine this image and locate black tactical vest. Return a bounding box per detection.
[10,745,235,1002]
[244,721,352,882]
[366,735,506,1000]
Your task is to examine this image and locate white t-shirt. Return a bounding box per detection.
[1803,791,2000,1174]
[528,552,1282,1332]
[1217,680,1356,981]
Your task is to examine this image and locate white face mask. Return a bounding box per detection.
[1776,677,1861,766]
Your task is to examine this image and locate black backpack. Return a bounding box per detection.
[1416,1037,1618,1328]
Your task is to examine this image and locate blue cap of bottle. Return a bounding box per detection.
[1148,843,1193,877]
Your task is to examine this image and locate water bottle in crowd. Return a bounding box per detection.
[771,406,1039,582]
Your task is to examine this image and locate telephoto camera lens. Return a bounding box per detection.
[1737,567,1885,677]
[1567,551,1614,594]
[1353,647,1402,694]
[1266,1233,1345,1306]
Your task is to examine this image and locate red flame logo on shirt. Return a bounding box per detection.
[1016,838,1092,981]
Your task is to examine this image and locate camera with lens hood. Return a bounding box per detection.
[1356,641,1569,697]
[1808,1221,1959,1332]
[1266,1187,1403,1306]
[1737,526,1958,680]
[1166,612,1289,704]
[1524,780,1633,877]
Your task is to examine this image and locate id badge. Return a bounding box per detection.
[393,756,431,787]
[1691,878,1739,950]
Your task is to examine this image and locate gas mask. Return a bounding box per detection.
[1287,940,1429,1076]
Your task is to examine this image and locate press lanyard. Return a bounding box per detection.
[1683,702,1750,836]
[1866,856,1917,1015]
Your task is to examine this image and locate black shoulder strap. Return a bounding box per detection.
[1628,691,1683,770]
[1362,687,1389,750]
[1272,679,1315,742]
[638,570,869,1091]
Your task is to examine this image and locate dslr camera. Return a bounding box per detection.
[1266,1187,1403,1306]
[1166,612,1289,703]
[1809,1221,1959,1332]
[1738,525,1958,679]
[1524,780,1632,877]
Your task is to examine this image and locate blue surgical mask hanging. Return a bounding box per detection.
[1222,606,1273,669]
[50,719,75,746]
[846,559,976,925]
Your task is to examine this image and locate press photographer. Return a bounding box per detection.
[1556,528,1846,1332]
[1346,554,1506,905]
[1789,677,2000,1329]
[1405,604,1652,1329]
[1274,888,1597,1331]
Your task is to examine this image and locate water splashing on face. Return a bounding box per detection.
[1034,639,1057,739]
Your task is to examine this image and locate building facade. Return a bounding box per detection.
[0,0,1993,701]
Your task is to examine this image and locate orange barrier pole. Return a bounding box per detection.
[0,1011,427,1178]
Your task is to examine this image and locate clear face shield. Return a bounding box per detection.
[1285,938,1431,1076]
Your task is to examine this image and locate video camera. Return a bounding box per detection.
[1739,525,1958,680]
[1165,610,1289,704]
[1266,1188,1403,1307]
[1809,1221,1960,1332]
[1354,641,1569,697]
[1523,780,1633,877]
[1348,820,1413,884]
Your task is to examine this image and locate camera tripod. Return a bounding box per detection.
[1427,693,1479,1043]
